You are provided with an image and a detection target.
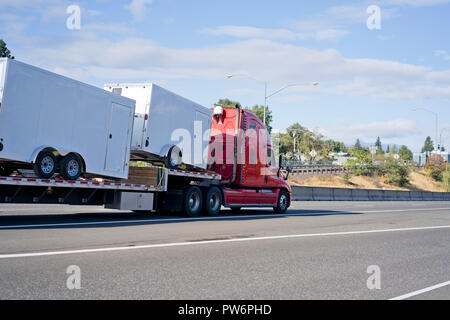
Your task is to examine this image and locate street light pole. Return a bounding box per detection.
[440,127,450,152]
[264,81,267,127]
[227,74,319,126]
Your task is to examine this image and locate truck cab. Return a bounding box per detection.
[208,105,291,213]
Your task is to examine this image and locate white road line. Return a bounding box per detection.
[0,225,449,259]
[389,281,450,300]
[0,207,449,230]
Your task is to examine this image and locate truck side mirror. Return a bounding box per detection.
[277,155,283,178]
[278,155,290,181]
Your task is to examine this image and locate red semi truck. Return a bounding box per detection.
[0,105,291,216]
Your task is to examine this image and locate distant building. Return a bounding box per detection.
[414,151,450,165]
[329,152,350,165]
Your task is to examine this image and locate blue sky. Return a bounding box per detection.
[1,0,450,152]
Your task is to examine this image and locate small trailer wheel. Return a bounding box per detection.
[183,186,203,217]
[33,150,57,179]
[60,154,83,180]
[203,187,222,216]
[273,190,289,214]
[165,145,183,169]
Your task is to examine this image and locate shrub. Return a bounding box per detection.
[377,158,410,187]
[443,165,450,192]
[424,155,446,182]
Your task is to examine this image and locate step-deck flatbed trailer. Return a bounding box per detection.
[0,167,223,215]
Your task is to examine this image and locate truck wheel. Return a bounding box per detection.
[0,165,14,176]
[203,187,222,216]
[274,190,289,214]
[183,186,203,217]
[34,150,57,179]
[60,154,83,180]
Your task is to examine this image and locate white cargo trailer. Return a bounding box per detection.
[0,58,135,180]
[104,83,212,170]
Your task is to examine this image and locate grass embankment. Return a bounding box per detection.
[289,169,445,192]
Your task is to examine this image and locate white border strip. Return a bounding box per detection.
[1,225,449,259]
[390,281,450,300]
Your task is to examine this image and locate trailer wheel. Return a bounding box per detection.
[203,187,222,216]
[274,190,289,214]
[165,145,183,169]
[0,165,14,177]
[34,150,57,179]
[60,154,83,180]
[183,186,203,217]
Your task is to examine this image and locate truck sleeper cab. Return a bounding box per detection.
[207,105,291,214]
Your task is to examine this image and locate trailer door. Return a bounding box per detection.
[105,103,132,173]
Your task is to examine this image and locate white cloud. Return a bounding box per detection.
[13,35,450,101]
[434,50,450,61]
[125,0,153,22]
[321,119,423,145]
[202,26,298,41]
[380,0,450,6]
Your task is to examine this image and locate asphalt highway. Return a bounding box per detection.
[0,201,449,300]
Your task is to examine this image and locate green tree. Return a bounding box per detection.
[386,145,390,154]
[390,145,398,154]
[325,140,348,153]
[398,145,413,161]
[216,98,241,109]
[0,40,14,59]
[345,147,374,176]
[375,136,384,155]
[422,136,434,153]
[280,123,308,156]
[353,139,363,150]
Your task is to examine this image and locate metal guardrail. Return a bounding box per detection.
[285,165,346,176]
[291,186,450,201]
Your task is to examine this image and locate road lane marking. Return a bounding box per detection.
[389,281,450,300]
[0,207,449,230]
[0,225,449,259]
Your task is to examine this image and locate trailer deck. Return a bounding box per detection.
[0,168,222,207]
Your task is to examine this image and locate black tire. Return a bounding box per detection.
[60,154,83,180]
[0,165,14,177]
[33,150,57,179]
[274,190,289,214]
[183,186,203,217]
[203,187,222,216]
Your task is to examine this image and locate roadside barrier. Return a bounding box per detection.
[291,186,450,201]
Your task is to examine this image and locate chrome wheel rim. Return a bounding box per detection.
[209,193,220,211]
[188,192,200,212]
[41,156,55,174]
[67,159,80,177]
[279,194,288,210]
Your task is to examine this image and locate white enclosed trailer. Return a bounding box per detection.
[0,58,135,180]
[104,83,212,170]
